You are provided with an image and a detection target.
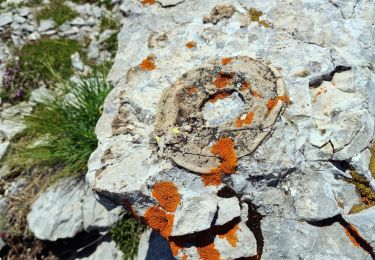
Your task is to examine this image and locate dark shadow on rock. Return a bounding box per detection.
[145,231,174,260]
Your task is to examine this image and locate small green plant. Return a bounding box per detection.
[7,72,112,178]
[36,0,77,26]
[100,16,120,32]
[103,32,119,57]
[111,214,146,260]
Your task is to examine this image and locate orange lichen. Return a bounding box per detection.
[235,111,254,128]
[252,89,263,98]
[141,0,156,5]
[187,86,198,95]
[140,56,156,71]
[152,182,181,212]
[186,41,197,49]
[182,255,187,260]
[266,95,290,110]
[213,73,233,88]
[343,225,361,248]
[211,137,238,174]
[209,92,230,103]
[221,58,232,65]
[169,241,181,256]
[143,206,174,238]
[202,168,222,186]
[240,81,251,91]
[197,243,220,260]
[218,224,239,247]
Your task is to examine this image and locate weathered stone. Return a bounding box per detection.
[87,0,375,258]
[137,229,174,260]
[343,207,375,254]
[262,217,372,259]
[27,178,123,241]
[37,19,56,32]
[77,239,123,260]
[0,12,13,27]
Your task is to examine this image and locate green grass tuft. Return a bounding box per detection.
[100,16,120,32]
[111,214,146,260]
[36,0,78,26]
[8,72,113,177]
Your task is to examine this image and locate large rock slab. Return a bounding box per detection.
[27,178,123,241]
[87,0,375,258]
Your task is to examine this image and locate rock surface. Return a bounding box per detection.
[27,178,123,241]
[87,0,375,259]
[77,239,123,260]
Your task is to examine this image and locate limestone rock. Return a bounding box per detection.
[343,207,375,254]
[262,217,372,259]
[27,178,123,241]
[77,240,123,260]
[87,0,375,259]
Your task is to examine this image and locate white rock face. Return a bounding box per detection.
[77,240,123,260]
[27,178,123,241]
[87,0,375,259]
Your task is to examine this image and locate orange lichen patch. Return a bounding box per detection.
[266,95,290,110]
[218,224,239,247]
[143,206,174,238]
[140,56,156,71]
[186,41,197,49]
[235,111,254,128]
[182,255,187,260]
[202,168,222,186]
[209,92,230,103]
[211,137,238,174]
[252,89,263,98]
[197,243,220,260]
[169,241,181,256]
[152,182,181,212]
[213,73,233,88]
[343,225,361,248]
[187,86,198,95]
[240,81,251,91]
[221,57,232,65]
[140,0,156,5]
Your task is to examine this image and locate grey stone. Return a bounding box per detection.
[0,12,13,27]
[71,52,84,71]
[18,7,31,17]
[87,41,99,59]
[343,207,375,253]
[77,239,123,260]
[37,19,55,32]
[86,0,375,258]
[5,178,27,196]
[261,217,372,259]
[27,178,123,241]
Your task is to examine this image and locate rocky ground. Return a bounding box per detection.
[86,0,375,259]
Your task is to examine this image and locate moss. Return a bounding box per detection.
[111,214,146,260]
[248,8,271,28]
[36,0,78,26]
[348,171,375,213]
[369,144,375,179]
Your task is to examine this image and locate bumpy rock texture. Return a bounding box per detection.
[27,178,123,241]
[87,0,375,259]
